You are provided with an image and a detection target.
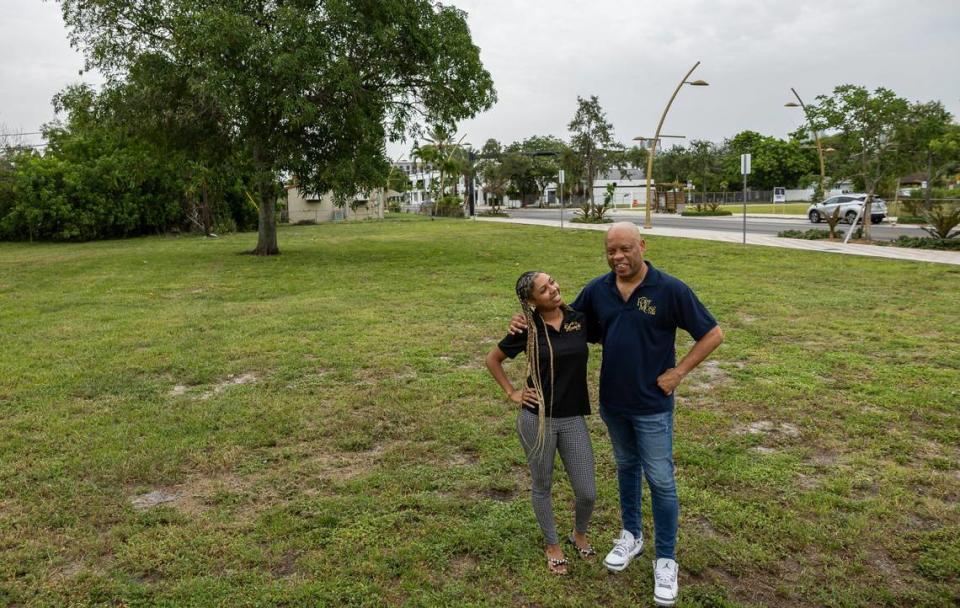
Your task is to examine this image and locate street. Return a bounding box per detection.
[500,207,927,242]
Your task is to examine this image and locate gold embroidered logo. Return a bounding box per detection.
[637,297,657,316]
[563,321,582,332]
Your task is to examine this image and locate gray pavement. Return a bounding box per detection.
[475,213,960,266]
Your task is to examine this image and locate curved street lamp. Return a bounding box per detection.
[640,62,709,229]
[785,87,829,200]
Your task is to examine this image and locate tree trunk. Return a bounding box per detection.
[252,174,279,255]
[863,190,873,241]
[251,142,279,255]
[201,179,213,236]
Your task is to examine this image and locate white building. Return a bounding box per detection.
[285,186,384,223]
[392,159,436,209]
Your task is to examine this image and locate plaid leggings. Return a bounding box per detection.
[516,409,596,545]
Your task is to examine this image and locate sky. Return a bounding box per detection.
[2,0,958,158]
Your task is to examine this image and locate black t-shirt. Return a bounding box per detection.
[572,263,718,415]
[497,308,591,418]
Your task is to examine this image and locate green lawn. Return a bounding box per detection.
[715,201,913,216]
[717,203,810,215]
[1,217,958,607]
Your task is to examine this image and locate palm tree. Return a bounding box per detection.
[414,125,467,201]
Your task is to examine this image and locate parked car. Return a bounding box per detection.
[807,194,887,224]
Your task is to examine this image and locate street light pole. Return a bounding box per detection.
[786,88,827,201]
[643,61,708,229]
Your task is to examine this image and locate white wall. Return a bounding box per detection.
[286,188,384,223]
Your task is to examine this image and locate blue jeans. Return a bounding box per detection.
[600,407,678,560]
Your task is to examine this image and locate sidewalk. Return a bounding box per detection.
[475,216,960,266]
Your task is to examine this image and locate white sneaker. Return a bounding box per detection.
[653,558,679,606]
[603,529,643,573]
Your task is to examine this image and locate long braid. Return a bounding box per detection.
[515,271,556,455]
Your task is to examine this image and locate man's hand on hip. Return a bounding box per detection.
[656,367,685,395]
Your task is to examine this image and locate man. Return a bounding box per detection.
[510,222,723,606]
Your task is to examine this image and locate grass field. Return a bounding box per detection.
[716,203,810,215]
[1,216,958,607]
[714,202,912,217]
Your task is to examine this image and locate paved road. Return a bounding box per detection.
[502,208,927,242]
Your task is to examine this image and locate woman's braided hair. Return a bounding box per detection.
[515,271,559,454]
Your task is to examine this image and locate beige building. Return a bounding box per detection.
[285,187,385,223]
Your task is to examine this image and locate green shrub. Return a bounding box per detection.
[432,195,463,217]
[920,204,960,239]
[886,236,960,250]
[777,229,834,240]
[570,216,613,224]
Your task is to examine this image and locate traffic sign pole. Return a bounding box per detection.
[741,154,751,245]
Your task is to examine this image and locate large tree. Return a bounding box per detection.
[723,130,814,191]
[504,135,567,206]
[60,0,495,254]
[899,101,958,205]
[806,85,913,239]
[567,95,619,210]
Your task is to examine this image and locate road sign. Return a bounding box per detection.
[740,153,751,175]
[558,169,565,184]
[773,187,786,203]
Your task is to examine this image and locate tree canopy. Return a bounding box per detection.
[60,0,496,253]
[568,96,619,208]
[807,85,918,237]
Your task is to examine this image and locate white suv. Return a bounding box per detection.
[807,194,887,224]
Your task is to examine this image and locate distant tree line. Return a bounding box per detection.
[469,90,957,229]
[4,36,958,245]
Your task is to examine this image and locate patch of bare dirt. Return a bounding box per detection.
[795,473,820,491]
[684,360,730,391]
[694,565,805,608]
[808,450,840,466]
[352,367,380,386]
[865,547,907,590]
[48,561,85,583]
[130,490,181,511]
[483,487,518,502]
[393,368,418,382]
[692,516,721,538]
[735,420,801,438]
[199,372,258,399]
[297,441,411,482]
[449,554,479,577]
[446,450,480,467]
[128,470,252,516]
[904,513,939,531]
[272,549,300,578]
[169,384,188,397]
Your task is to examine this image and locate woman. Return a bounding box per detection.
[485,270,597,575]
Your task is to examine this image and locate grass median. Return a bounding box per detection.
[1,216,957,606]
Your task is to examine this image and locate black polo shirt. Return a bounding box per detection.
[497,308,591,418]
[572,262,717,415]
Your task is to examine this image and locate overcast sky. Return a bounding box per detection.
[2,0,958,158]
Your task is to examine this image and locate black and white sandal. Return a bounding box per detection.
[546,555,569,575]
[567,533,597,559]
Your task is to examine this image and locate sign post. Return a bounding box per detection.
[558,169,566,229]
[740,154,751,245]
